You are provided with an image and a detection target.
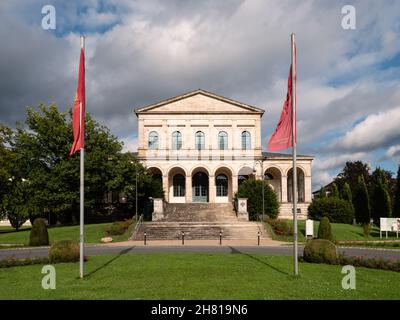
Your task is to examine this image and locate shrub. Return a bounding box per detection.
[0,257,50,269]
[49,240,80,263]
[317,217,333,241]
[303,239,338,264]
[362,224,371,237]
[29,218,49,246]
[308,197,354,224]
[105,219,132,236]
[266,218,293,236]
[235,179,280,221]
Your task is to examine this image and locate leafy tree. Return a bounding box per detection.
[235,179,279,220]
[108,153,164,220]
[10,105,122,224]
[371,168,392,223]
[0,125,14,218]
[393,165,400,218]
[340,182,352,202]
[2,179,30,230]
[354,175,371,224]
[334,161,370,195]
[308,197,354,224]
[330,183,339,198]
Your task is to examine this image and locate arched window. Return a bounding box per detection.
[195,131,205,150]
[218,131,228,150]
[173,174,185,197]
[216,174,228,197]
[241,131,251,150]
[148,131,159,149]
[172,131,182,150]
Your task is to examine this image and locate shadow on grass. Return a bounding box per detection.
[84,246,136,279]
[228,246,289,276]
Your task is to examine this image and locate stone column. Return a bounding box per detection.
[185,175,192,203]
[281,175,288,202]
[152,198,164,221]
[305,176,312,202]
[209,174,215,203]
[232,174,238,196]
[237,198,249,220]
[162,174,169,203]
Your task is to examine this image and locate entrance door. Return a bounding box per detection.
[192,172,208,202]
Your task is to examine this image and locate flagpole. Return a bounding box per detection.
[291,33,298,276]
[79,35,85,279]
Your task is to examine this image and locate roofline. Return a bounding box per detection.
[134,89,266,116]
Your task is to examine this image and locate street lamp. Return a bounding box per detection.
[253,159,265,221]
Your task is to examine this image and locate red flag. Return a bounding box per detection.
[268,64,295,151]
[70,47,85,156]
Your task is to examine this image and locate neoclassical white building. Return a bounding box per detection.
[135,89,313,219]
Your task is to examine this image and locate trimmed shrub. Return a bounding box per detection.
[105,219,132,236]
[29,218,49,246]
[235,179,280,221]
[49,240,79,263]
[362,224,371,237]
[303,239,338,264]
[308,197,354,224]
[317,217,333,241]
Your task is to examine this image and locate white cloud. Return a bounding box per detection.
[331,106,400,152]
[121,136,138,153]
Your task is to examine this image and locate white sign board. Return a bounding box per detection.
[380,218,400,238]
[305,219,314,238]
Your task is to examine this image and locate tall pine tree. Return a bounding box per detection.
[340,182,352,202]
[330,183,339,198]
[393,165,400,218]
[371,168,392,224]
[354,175,371,224]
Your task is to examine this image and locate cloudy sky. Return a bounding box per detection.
[1,0,399,190]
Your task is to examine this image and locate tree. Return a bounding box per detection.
[108,152,164,220]
[353,175,371,224]
[371,168,392,223]
[0,125,14,219]
[235,179,279,220]
[340,182,352,202]
[393,165,400,218]
[11,105,123,224]
[2,179,30,230]
[334,161,370,195]
[330,183,339,198]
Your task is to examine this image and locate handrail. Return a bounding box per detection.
[129,214,143,240]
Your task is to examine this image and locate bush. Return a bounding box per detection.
[29,218,49,246]
[49,240,80,263]
[266,218,293,236]
[235,179,280,221]
[362,224,371,237]
[303,239,338,264]
[0,257,50,269]
[105,219,132,236]
[317,217,333,241]
[308,197,354,224]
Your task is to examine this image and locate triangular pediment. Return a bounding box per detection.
[134,89,265,115]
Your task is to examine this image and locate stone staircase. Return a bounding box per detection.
[132,203,269,240]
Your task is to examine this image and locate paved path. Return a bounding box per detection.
[0,241,399,261]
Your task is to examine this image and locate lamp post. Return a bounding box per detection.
[253,159,264,221]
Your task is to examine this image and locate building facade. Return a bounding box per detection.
[135,89,313,219]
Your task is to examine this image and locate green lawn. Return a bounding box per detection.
[265,220,400,243]
[0,222,132,246]
[0,253,399,299]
